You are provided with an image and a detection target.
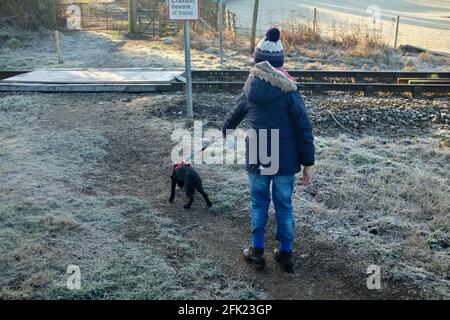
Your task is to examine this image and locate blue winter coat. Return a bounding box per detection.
[222,62,315,175]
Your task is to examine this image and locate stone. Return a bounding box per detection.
[161,37,175,45]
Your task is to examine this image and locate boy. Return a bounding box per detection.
[222,28,315,273]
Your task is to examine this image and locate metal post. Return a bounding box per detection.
[128,0,133,33]
[313,8,317,34]
[232,12,236,37]
[250,0,259,53]
[49,0,58,30]
[132,0,138,33]
[394,16,400,48]
[55,30,62,64]
[128,0,137,34]
[219,0,224,65]
[184,21,194,119]
[80,3,84,30]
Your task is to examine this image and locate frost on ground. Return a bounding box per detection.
[0,28,449,71]
[206,132,450,299]
[202,134,450,298]
[0,92,449,299]
[298,135,450,297]
[0,94,265,299]
[204,134,450,298]
[139,92,450,298]
[0,29,241,70]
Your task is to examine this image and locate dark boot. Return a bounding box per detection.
[243,247,265,270]
[273,249,294,273]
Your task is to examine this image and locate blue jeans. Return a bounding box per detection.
[248,174,295,252]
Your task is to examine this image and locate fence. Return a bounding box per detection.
[227,3,449,53]
[0,0,57,29]
[56,0,128,31]
[0,0,236,38]
[191,0,236,34]
[53,0,236,37]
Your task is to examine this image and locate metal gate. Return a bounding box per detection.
[57,0,129,31]
[56,0,166,36]
[55,0,235,37]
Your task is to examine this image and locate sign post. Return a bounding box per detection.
[219,0,224,65]
[128,0,138,35]
[183,21,193,119]
[169,0,200,119]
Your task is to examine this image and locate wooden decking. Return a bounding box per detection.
[0,68,184,92]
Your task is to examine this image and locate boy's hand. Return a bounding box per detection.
[301,166,313,185]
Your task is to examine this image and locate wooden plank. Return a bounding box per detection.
[2,69,184,84]
[0,83,172,93]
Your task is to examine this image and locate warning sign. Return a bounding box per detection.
[168,0,200,21]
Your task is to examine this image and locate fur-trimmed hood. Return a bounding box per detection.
[245,61,297,104]
[250,61,297,92]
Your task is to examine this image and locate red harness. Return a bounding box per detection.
[173,139,216,171]
[174,160,191,171]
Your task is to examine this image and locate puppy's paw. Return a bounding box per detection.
[207,202,213,208]
[183,204,191,210]
[169,199,174,204]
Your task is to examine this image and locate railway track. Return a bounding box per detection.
[1,70,449,95]
[191,70,450,82]
[184,70,450,95]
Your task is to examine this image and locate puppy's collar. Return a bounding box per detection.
[174,161,191,171]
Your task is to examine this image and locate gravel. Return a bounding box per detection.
[142,92,450,138]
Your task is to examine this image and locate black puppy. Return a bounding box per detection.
[169,163,212,209]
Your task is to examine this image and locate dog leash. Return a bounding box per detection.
[174,138,217,170]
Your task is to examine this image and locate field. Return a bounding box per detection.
[226,0,450,53]
[1,91,449,299]
[1,28,449,72]
[0,22,449,299]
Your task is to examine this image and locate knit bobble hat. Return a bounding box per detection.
[254,28,285,68]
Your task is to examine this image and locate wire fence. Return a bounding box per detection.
[0,0,237,38]
[0,0,56,29]
[227,2,450,53]
[56,0,129,31]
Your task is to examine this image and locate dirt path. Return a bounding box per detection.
[37,92,430,300]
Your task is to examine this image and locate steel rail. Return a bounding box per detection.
[1,70,449,94]
[171,81,450,94]
[191,70,450,83]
